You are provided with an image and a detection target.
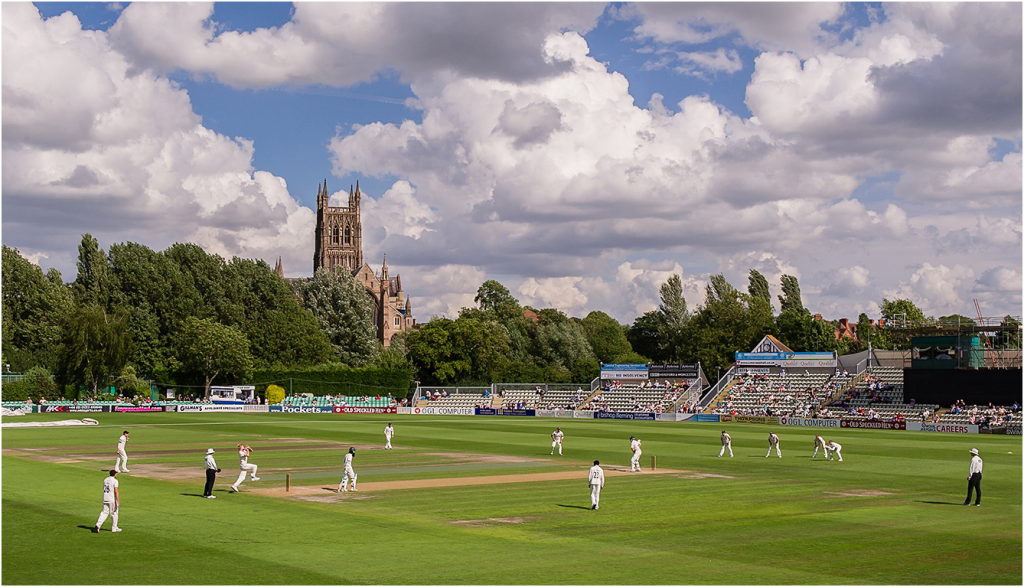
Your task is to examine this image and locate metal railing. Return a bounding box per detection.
[700,365,737,407]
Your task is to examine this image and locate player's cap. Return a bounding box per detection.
[123,430,129,434]
[349,447,356,454]
[594,460,600,465]
[969,448,979,455]
[206,448,216,454]
[109,470,118,476]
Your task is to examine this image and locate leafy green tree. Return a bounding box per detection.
[406,317,509,385]
[580,311,632,364]
[296,268,379,366]
[680,274,765,374]
[533,319,595,373]
[56,305,133,395]
[2,246,75,371]
[627,311,666,362]
[72,234,110,306]
[747,270,772,310]
[112,365,151,398]
[173,316,253,398]
[374,333,414,372]
[245,306,332,368]
[778,274,804,315]
[657,274,690,360]
[474,279,518,312]
[879,298,927,325]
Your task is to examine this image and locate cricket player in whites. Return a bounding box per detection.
[588,460,605,510]
[765,431,782,458]
[719,430,734,457]
[550,427,564,455]
[827,440,843,461]
[338,447,358,492]
[93,470,121,532]
[813,434,830,459]
[230,444,260,492]
[115,430,130,472]
[629,436,643,472]
[384,423,394,450]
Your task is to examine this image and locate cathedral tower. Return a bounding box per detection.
[313,180,363,274]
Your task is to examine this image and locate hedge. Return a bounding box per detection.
[248,365,415,398]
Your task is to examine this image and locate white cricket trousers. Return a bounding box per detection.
[234,463,258,486]
[813,444,829,458]
[96,502,119,530]
[630,450,642,471]
[115,450,128,472]
[551,440,561,455]
[385,436,392,450]
[830,448,843,461]
[341,467,357,490]
[766,444,781,458]
[590,484,601,508]
[719,444,733,457]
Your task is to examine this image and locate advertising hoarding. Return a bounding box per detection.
[779,416,840,428]
[600,363,649,380]
[648,363,699,378]
[734,352,836,367]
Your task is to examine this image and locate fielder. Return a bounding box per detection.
[629,436,642,472]
[550,427,564,455]
[115,430,130,472]
[827,440,843,461]
[338,447,358,492]
[719,430,734,457]
[384,423,394,450]
[588,460,605,510]
[93,470,121,533]
[765,432,781,458]
[813,434,830,459]
[230,444,260,492]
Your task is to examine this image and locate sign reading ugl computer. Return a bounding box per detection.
[600,363,649,380]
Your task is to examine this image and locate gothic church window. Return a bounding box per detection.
[345,226,351,245]
[332,226,339,244]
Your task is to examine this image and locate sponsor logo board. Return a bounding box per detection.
[649,363,699,378]
[934,423,978,434]
[840,419,907,430]
[595,412,657,420]
[269,405,332,414]
[499,409,536,417]
[332,406,397,414]
[39,404,110,413]
[732,415,779,425]
[695,414,720,422]
[114,406,164,412]
[779,417,840,428]
[573,410,595,419]
[735,352,836,367]
[412,406,475,416]
[600,363,649,380]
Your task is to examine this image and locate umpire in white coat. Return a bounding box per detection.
[203,449,221,498]
[963,448,983,506]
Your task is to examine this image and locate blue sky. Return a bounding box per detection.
[5,2,1022,323]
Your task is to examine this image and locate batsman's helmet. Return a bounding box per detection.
[349,447,356,454]
[630,436,635,440]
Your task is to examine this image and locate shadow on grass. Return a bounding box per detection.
[77,525,96,531]
[557,504,592,510]
[180,493,207,497]
[917,501,963,505]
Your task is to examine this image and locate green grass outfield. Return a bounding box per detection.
[2,412,1020,584]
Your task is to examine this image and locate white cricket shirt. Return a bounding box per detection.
[969,455,983,475]
[117,435,127,452]
[552,430,564,442]
[344,453,354,469]
[102,477,118,503]
[588,465,604,487]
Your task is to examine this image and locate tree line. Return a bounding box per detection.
[7,236,1009,397]
[2,235,395,399]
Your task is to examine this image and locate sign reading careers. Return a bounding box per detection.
[648,363,699,378]
[600,363,649,380]
[734,352,836,368]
